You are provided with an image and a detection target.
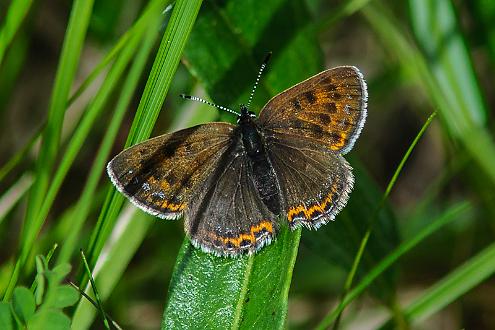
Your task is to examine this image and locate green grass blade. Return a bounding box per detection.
[316,201,471,329]
[82,0,202,289]
[29,15,142,253]
[379,238,495,328]
[410,0,487,126]
[0,129,39,185]
[72,209,154,329]
[22,0,95,233]
[0,0,164,187]
[363,3,495,184]
[405,241,495,321]
[79,250,109,329]
[69,282,122,330]
[382,113,437,200]
[331,112,436,328]
[3,0,95,301]
[6,7,144,304]
[56,12,161,267]
[67,0,166,108]
[0,0,33,66]
[0,174,33,225]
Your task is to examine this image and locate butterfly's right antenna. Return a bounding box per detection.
[246,52,272,109]
[180,94,241,116]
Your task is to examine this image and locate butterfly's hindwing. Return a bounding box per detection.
[264,134,354,229]
[185,137,279,257]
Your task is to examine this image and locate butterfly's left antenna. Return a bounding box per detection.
[180,94,241,116]
[246,52,272,109]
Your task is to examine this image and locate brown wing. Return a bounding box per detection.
[264,134,354,229]
[258,66,367,154]
[185,145,278,257]
[107,123,235,219]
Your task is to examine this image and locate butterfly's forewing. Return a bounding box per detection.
[264,136,353,229]
[185,139,278,257]
[107,123,235,219]
[258,66,367,154]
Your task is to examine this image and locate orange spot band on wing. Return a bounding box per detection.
[160,200,186,212]
[287,188,337,223]
[210,221,273,249]
[330,132,348,150]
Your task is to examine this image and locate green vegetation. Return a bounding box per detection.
[0,0,494,328]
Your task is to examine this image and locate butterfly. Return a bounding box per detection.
[107,55,367,257]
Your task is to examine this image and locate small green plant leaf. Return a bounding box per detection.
[34,274,45,306]
[28,310,71,330]
[34,256,46,305]
[52,285,79,309]
[51,263,71,280]
[12,286,35,324]
[0,302,14,330]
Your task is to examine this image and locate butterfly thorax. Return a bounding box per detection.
[237,105,282,215]
[238,105,264,158]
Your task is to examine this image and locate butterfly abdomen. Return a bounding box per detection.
[238,116,281,215]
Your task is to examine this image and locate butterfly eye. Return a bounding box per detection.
[249,111,256,118]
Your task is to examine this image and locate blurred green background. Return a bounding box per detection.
[1,0,495,329]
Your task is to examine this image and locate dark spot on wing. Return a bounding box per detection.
[318,113,332,125]
[292,98,302,111]
[330,132,341,141]
[303,91,316,104]
[326,102,337,113]
[324,81,337,91]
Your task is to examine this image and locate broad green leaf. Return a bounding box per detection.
[28,310,71,330]
[12,287,35,324]
[183,0,322,113]
[0,302,13,330]
[162,226,300,329]
[51,286,79,309]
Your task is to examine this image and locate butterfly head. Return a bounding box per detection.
[238,104,256,124]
